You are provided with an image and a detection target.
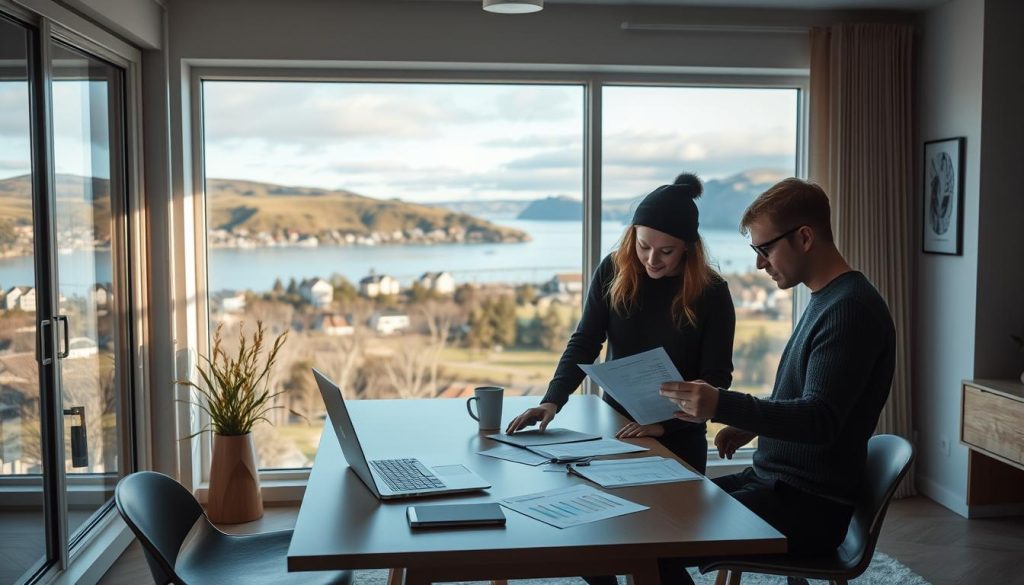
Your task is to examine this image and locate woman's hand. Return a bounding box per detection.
[714,426,756,459]
[614,422,665,439]
[505,403,558,434]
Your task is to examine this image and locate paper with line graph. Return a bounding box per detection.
[499,484,648,528]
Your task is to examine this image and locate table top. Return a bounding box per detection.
[288,395,785,572]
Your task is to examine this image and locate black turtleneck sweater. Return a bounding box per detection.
[541,254,736,435]
[714,271,896,503]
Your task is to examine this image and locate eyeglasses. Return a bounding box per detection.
[750,226,802,259]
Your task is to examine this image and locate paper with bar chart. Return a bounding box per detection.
[499,484,648,529]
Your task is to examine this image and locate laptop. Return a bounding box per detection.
[313,368,491,499]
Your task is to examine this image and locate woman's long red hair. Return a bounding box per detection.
[608,225,717,328]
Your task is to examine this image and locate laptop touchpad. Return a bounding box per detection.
[432,464,472,476]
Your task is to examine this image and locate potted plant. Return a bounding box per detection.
[178,321,288,523]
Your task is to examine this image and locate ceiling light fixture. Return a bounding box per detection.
[483,0,543,14]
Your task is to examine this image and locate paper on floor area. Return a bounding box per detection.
[568,456,702,488]
[528,438,648,460]
[500,484,648,529]
[578,347,684,425]
[477,443,552,466]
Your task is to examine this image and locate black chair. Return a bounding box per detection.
[115,471,352,585]
[700,434,915,585]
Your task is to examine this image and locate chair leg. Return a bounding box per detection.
[387,568,405,585]
[490,581,509,585]
[714,570,728,585]
[727,570,742,585]
[829,581,848,585]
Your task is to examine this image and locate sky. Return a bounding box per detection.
[0,80,798,203]
[200,81,797,203]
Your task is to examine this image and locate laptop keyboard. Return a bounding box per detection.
[370,458,446,492]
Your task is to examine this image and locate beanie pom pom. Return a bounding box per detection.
[673,173,703,199]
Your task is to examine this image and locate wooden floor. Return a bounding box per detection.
[99,497,1024,585]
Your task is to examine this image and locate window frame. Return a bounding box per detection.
[182,64,808,493]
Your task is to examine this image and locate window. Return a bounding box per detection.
[201,81,585,468]
[602,86,799,449]
[197,75,803,472]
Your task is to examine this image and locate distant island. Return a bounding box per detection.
[434,169,791,231]
[204,179,530,248]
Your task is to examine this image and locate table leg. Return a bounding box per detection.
[402,567,433,585]
[629,559,662,585]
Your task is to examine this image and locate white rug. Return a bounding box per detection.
[350,551,930,585]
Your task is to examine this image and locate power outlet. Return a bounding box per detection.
[939,436,950,456]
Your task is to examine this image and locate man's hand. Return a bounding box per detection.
[714,426,756,460]
[505,403,557,434]
[614,422,665,439]
[660,380,720,420]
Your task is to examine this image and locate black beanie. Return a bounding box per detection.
[631,173,703,242]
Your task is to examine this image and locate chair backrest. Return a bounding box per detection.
[114,471,207,585]
[837,434,915,575]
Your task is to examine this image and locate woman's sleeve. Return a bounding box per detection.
[540,258,612,411]
[696,278,736,389]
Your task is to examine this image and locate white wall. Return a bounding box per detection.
[60,0,163,49]
[914,0,984,518]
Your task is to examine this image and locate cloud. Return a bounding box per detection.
[493,87,579,121]
[481,134,579,149]
[202,84,478,145]
[0,159,29,173]
[0,88,31,137]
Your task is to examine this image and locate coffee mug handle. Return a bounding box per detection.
[466,396,480,421]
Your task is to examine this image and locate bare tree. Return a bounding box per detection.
[416,300,458,394]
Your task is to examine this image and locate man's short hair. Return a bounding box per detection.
[739,178,834,243]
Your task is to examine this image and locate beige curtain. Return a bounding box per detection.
[809,24,916,497]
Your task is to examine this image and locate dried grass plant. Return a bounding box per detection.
[178,321,288,437]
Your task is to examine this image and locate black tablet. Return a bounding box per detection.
[406,503,506,528]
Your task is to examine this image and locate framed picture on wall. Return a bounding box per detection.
[922,137,965,255]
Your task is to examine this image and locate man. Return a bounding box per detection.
[661,177,896,564]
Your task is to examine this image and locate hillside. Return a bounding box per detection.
[205,179,529,243]
[0,175,529,246]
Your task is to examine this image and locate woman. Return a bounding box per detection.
[506,173,735,474]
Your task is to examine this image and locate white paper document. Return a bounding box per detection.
[477,443,551,466]
[568,456,702,488]
[578,347,684,425]
[500,484,648,529]
[528,439,648,461]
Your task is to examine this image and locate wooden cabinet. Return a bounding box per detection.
[960,379,1024,506]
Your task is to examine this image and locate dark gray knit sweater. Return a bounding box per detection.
[714,271,896,503]
[542,254,736,435]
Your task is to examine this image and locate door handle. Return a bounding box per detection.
[56,315,69,359]
[39,318,53,365]
[63,406,88,468]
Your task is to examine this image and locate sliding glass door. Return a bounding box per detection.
[50,40,127,545]
[0,7,137,583]
[0,14,48,585]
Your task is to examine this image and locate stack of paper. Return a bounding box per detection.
[528,439,648,461]
[486,428,600,448]
[567,456,702,488]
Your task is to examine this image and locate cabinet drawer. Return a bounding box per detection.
[962,386,1024,465]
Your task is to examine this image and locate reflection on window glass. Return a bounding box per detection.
[602,86,799,451]
[202,82,585,468]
